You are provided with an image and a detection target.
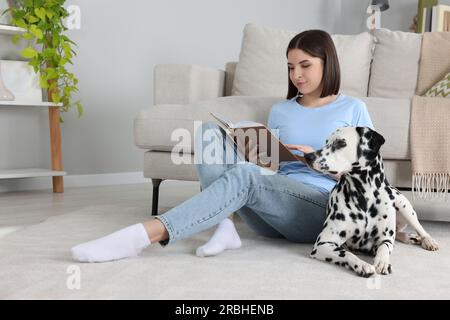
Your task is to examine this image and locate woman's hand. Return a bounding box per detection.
[285,144,341,181]
[284,144,315,154]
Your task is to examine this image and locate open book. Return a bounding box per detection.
[209,112,305,171]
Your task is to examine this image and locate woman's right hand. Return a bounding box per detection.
[284,144,315,154]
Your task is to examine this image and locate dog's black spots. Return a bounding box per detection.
[311,249,317,256]
[374,177,382,189]
[333,203,338,211]
[385,186,395,200]
[339,230,346,238]
[373,190,380,198]
[389,230,394,237]
[355,228,360,234]
[326,258,333,262]
[334,262,340,266]
[323,222,328,228]
[363,232,369,239]
[384,202,387,205]
[351,235,360,244]
[339,250,346,257]
[403,205,406,208]
[412,212,415,216]
[350,213,357,220]
[354,264,358,269]
[357,213,364,220]
[360,170,368,184]
[369,204,378,218]
[335,213,345,221]
[370,226,379,237]
[376,199,381,205]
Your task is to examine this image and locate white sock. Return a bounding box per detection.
[196,218,242,257]
[71,223,151,263]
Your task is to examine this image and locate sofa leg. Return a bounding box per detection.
[151,178,163,216]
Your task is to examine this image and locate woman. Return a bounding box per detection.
[71,29,374,263]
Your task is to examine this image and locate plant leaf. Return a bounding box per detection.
[21,47,38,59]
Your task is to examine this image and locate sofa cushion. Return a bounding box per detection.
[416,31,450,95]
[359,97,411,160]
[368,29,422,99]
[231,23,373,98]
[424,70,450,98]
[134,96,281,153]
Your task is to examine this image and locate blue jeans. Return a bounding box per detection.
[155,121,329,246]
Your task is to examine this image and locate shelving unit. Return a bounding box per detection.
[0,101,62,107]
[0,24,26,35]
[0,24,65,192]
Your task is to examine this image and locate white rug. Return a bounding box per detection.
[1,204,449,300]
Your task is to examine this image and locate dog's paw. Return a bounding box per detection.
[421,236,439,251]
[374,258,392,275]
[354,262,376,278]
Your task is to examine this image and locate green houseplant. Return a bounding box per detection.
[2,0,82,122]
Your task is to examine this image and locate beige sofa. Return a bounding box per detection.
[134,24,450,220]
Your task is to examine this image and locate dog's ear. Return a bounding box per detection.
[356,127,385,161]
[366,128,385,154]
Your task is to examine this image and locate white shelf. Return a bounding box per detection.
[0,24,26,35]
[0,168,67,179]
[0,101,62,107]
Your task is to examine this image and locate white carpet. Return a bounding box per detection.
[1,204,449,300]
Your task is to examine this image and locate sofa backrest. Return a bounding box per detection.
[368,29,422,98]
[229,24,374,98]
[226,24,425,99]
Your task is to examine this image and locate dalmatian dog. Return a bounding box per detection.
[303,126,439,277]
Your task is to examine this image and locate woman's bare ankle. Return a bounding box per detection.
[143,219,169,243]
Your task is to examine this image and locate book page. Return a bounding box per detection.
[233,120,264,128]
[210,112,263,129]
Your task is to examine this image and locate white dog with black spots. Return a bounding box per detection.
[303,126,438,277]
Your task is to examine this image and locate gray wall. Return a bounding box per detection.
[0,0,441,191]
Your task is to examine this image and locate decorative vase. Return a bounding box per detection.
[0,61,15,101]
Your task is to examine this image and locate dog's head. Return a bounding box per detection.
[303,126,385,176]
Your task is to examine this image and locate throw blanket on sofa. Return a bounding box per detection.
[411,32,450,201]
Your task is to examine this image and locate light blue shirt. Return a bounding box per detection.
[267,94,374,195]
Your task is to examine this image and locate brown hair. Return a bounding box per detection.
[286,30,340,100]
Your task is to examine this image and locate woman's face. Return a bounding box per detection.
[287,49,324,96]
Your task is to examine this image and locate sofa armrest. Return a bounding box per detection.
[153,64,226,105]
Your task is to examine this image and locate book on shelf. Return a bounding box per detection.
[417,0,438,33]
[432,4,450,32]
[209,112,306,171]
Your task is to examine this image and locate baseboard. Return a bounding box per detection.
[0,172,201,193]
[0,171,149,193]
